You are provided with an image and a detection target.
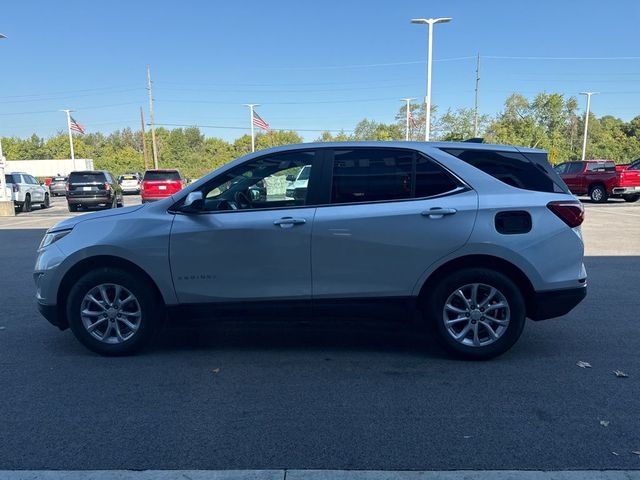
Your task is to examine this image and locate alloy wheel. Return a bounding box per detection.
[442,283,511,347]
[80,283,142,344]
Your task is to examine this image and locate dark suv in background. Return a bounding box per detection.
[66,170,123,212]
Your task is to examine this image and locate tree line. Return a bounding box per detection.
[2,92,639,178]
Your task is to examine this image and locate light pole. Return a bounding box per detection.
[411,17,451,141]
[580,92,598,161]
[0,33,13,216]
[401,98,416,141]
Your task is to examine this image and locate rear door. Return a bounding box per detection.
[311,148,477,299]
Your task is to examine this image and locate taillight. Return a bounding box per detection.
[547,201,584,228]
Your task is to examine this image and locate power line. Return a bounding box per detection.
[153,123,354,133]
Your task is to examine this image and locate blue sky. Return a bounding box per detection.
[1,0,639,142]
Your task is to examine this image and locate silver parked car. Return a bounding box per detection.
[6,172,50,212]
[34,142,587,358]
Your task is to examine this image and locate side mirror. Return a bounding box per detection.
[286,174,296,182]
[181,191,204,212]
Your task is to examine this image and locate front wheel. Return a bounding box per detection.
[425,268,526,360]
[41,194,50,209]
[589,184,608,203]
[623,194,640,203]
[66,268,161,355]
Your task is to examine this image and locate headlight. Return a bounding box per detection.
[39,229,72,250]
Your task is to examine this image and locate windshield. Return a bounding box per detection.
[297,165,311,181]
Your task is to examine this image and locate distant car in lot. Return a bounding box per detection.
[49,176,68,197]
[66,170,123,212]
[141,169,185,202]
[554,159,640,202]
[285,164,311,200]
[35,142,586,359]
[118,173,142,195]
[5,172,50,212]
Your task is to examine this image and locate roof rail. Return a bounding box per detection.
[463,137,484,143]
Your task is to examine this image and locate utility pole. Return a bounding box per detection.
[146,65,159,169]
[140,107,149,171]
[244,104,259,152]
[474,53,480,137]
[60,109,76,169]
[401,98,416,141]
[580,92,598,161]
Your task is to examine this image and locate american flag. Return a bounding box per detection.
[252,111,270,131]
[408,108,417,128]
[69,116,86,134]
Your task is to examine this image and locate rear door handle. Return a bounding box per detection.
[421,207,457,218]
[273,217,307,227]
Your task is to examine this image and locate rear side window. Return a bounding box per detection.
[144,171,181,181]
[69,172,106,184]
[441,148,568,194]
[566,163,583,174]
[331,148,460,204]
[4,174,16,183]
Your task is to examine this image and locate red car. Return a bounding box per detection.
[140,169,186,203]
[554,160,640,203]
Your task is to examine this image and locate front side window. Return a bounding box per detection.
[554,163,568,174]
[566,162,583,174]
[200,151,316,212]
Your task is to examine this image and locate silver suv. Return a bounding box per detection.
[34,142,587,358]
[5,172,50,212]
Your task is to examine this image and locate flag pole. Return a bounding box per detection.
[244,104,259,153]
[61,109,76,170]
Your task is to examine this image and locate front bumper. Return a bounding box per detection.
[37,301,67,330]
[528,285,587,321]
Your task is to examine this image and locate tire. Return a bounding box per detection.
[66,267,161,356]
[40,194,50,209]
[21,195,31,212]
[424,268,526,360]
[68,203,78,212]
[589,184,608,203]
[117,195,124,208]
[623,195,640,203]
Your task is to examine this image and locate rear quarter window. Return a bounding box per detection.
[441,148,569,194]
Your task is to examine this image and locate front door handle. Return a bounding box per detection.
[273,217,307,227]
[421,207,457,218]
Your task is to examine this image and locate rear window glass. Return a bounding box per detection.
[587,162,616,172]
[52,176,67,182]
[144,171,181,181]
[69,172,106,183]
[121,175,138,180]
[441,148,568,194]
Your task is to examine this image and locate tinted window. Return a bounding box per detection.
[554,163,568,174]
[415,155,459,198]
[587,162,615,172]
[442,148,567,193]
[4,174,15,184]
[69,172,106,184]
[52,177,66,182]
[332,149,413,203]
[144,171,181,181]
[566,162,583,174]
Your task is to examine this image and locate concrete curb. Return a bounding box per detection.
[0,471,639,480]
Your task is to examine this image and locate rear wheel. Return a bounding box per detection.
[21,195,31,212]
[40,194,50,209]
[424,268,526,360]
[623,194,640,203]
[589,184,608,203]
[66,267,161,355]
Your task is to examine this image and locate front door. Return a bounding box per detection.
[169,150,321,304]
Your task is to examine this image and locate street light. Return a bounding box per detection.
[411,17,451,141]
[0,33,9,211]
[580,91,598,161]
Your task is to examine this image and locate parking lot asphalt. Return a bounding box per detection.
[0,197,639,471]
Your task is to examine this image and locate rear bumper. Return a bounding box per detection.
[528,285,587,321]
[612,186,640,195]
[67,195,112,206]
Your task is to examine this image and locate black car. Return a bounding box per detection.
[66,170,123,212]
